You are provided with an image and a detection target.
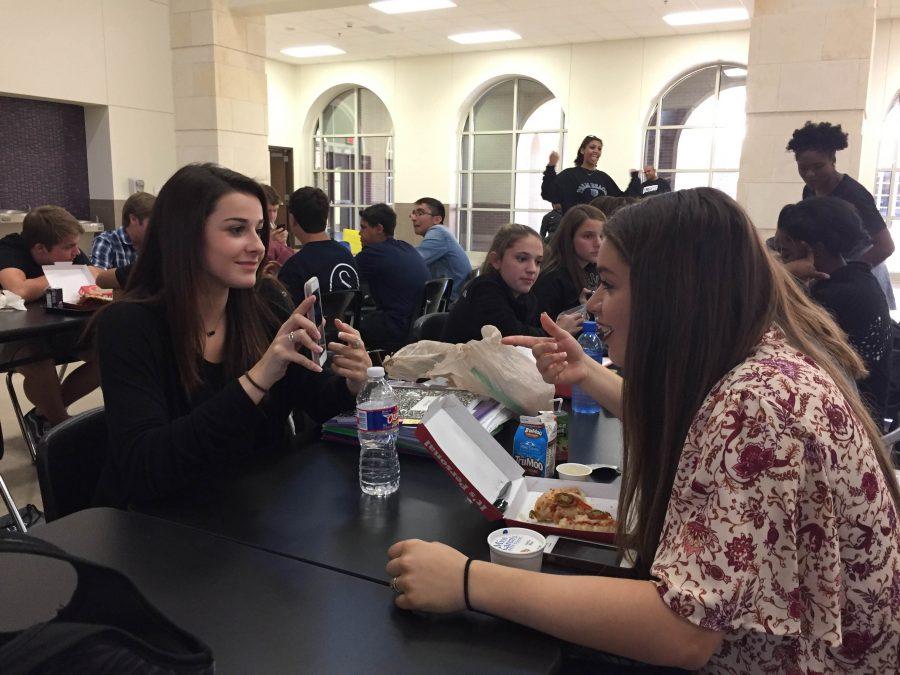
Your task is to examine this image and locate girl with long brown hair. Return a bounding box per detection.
[532,203,605,323]
[386,188,900,672]
[93,164,371,508]
[441,224,580,343]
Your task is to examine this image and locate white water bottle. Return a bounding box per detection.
[356,367,400,496]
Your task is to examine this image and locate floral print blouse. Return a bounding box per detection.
[651,327,900,673]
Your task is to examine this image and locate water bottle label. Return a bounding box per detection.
[357,405,399,432]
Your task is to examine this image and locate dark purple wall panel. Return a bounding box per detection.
[0,95,91,219]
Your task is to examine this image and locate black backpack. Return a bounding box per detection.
[0,532,214,674]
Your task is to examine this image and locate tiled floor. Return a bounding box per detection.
[0,364,103,515]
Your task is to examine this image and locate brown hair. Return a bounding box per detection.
[260,184,281,207]
[101,163,276,396]
[542,204,605,292]
[22,206,83,250]
[589,195,638,218]
[574,135,603,166]
[479,223,543,276]
[121,192,156,230]
[603,188,900,577]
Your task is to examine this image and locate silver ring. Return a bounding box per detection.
[288,331,296,343]
[353,339,362,350]
[389,576,401,594]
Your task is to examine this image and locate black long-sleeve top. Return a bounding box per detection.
[441,272,544,343]
[94,301,355,508]
[531,263,598,320]
[541,165,625,213]
[810,261,892,422]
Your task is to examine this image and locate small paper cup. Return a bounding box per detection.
[487,527,546,571]
[556,462,592,481]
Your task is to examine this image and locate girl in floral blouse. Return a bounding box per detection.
[385,188,900,672]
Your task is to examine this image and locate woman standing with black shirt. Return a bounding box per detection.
[94,164,371,508]
[532,204,604,322]
[541,136,631,214]
[787,121,896,308]
[774,196,891,422]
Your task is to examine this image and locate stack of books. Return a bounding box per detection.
[321,381,514,456]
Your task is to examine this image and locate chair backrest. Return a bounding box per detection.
[323,289,362,334]
[36,408,107,522]
[421,278,452,316]
[411,312,449,342]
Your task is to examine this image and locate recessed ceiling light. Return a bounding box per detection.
[723,67,747,78]
[280,45,346,58]
[448,29,521,45]
[663,8,749,26]
[370,0,456,14]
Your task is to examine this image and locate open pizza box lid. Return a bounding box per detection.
[415,396,619,543]
[42,263,94,304]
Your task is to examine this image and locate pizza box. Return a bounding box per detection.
[415,396,619,543]
[42,263,94,304]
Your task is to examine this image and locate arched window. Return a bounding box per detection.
[874,98,900,272]
[312,87,393,234]
[643,64,746,197]
[458,78,566,251]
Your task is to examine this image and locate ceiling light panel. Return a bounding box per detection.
[663,8,749,26]
[448,29,521,45]
[280,45,346,58]
[369,0,456,14]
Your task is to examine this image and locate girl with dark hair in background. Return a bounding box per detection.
[441,224,581,343]
[532,204,604,324]
[541,136,634,214]
[775,196,892,422]
[94,163,371,508]
[787,120,896,308]
[388,188,900,673]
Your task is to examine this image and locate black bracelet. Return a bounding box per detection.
[463,558,474,611]
[244,372,269,394]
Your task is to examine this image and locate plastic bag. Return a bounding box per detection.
[384,326,554,415]
[0,290,26,311]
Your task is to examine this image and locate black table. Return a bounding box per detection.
[0,302,89,371]
[23,508,560,674]
[143,412,624,584]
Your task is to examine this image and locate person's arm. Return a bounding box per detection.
[95,268,121,290]
[541,166,561,204]
[859,227,894,266]
[601,172,625,197]
[624,171,641,196]
[416,229,446,265]
[0,268,48,302]
[503,312,622,417]
[90,235,114,269]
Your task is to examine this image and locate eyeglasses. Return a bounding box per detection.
[412,208,434,217]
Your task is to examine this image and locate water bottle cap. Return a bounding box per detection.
[582,320,597,333]
[367,366,385,378]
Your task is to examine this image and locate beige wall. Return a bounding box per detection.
[266,30,751,221]
[0,0,176,203]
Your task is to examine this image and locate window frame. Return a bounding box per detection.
[642,63,746,196]
[873,95,900,274]
[311,87,394,234]
[458,77,566,252]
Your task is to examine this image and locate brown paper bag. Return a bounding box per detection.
[384,326,554,415]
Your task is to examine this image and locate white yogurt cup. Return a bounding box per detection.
[556,462,592,481]
[487,527,546,571]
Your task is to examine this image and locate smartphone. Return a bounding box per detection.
[543,535,625,575]
[302,277,328,367]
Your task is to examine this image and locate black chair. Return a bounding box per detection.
[420,278,453,316]
[411,312,449,342]
[36,407,107,522]
[322,289,362,342]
